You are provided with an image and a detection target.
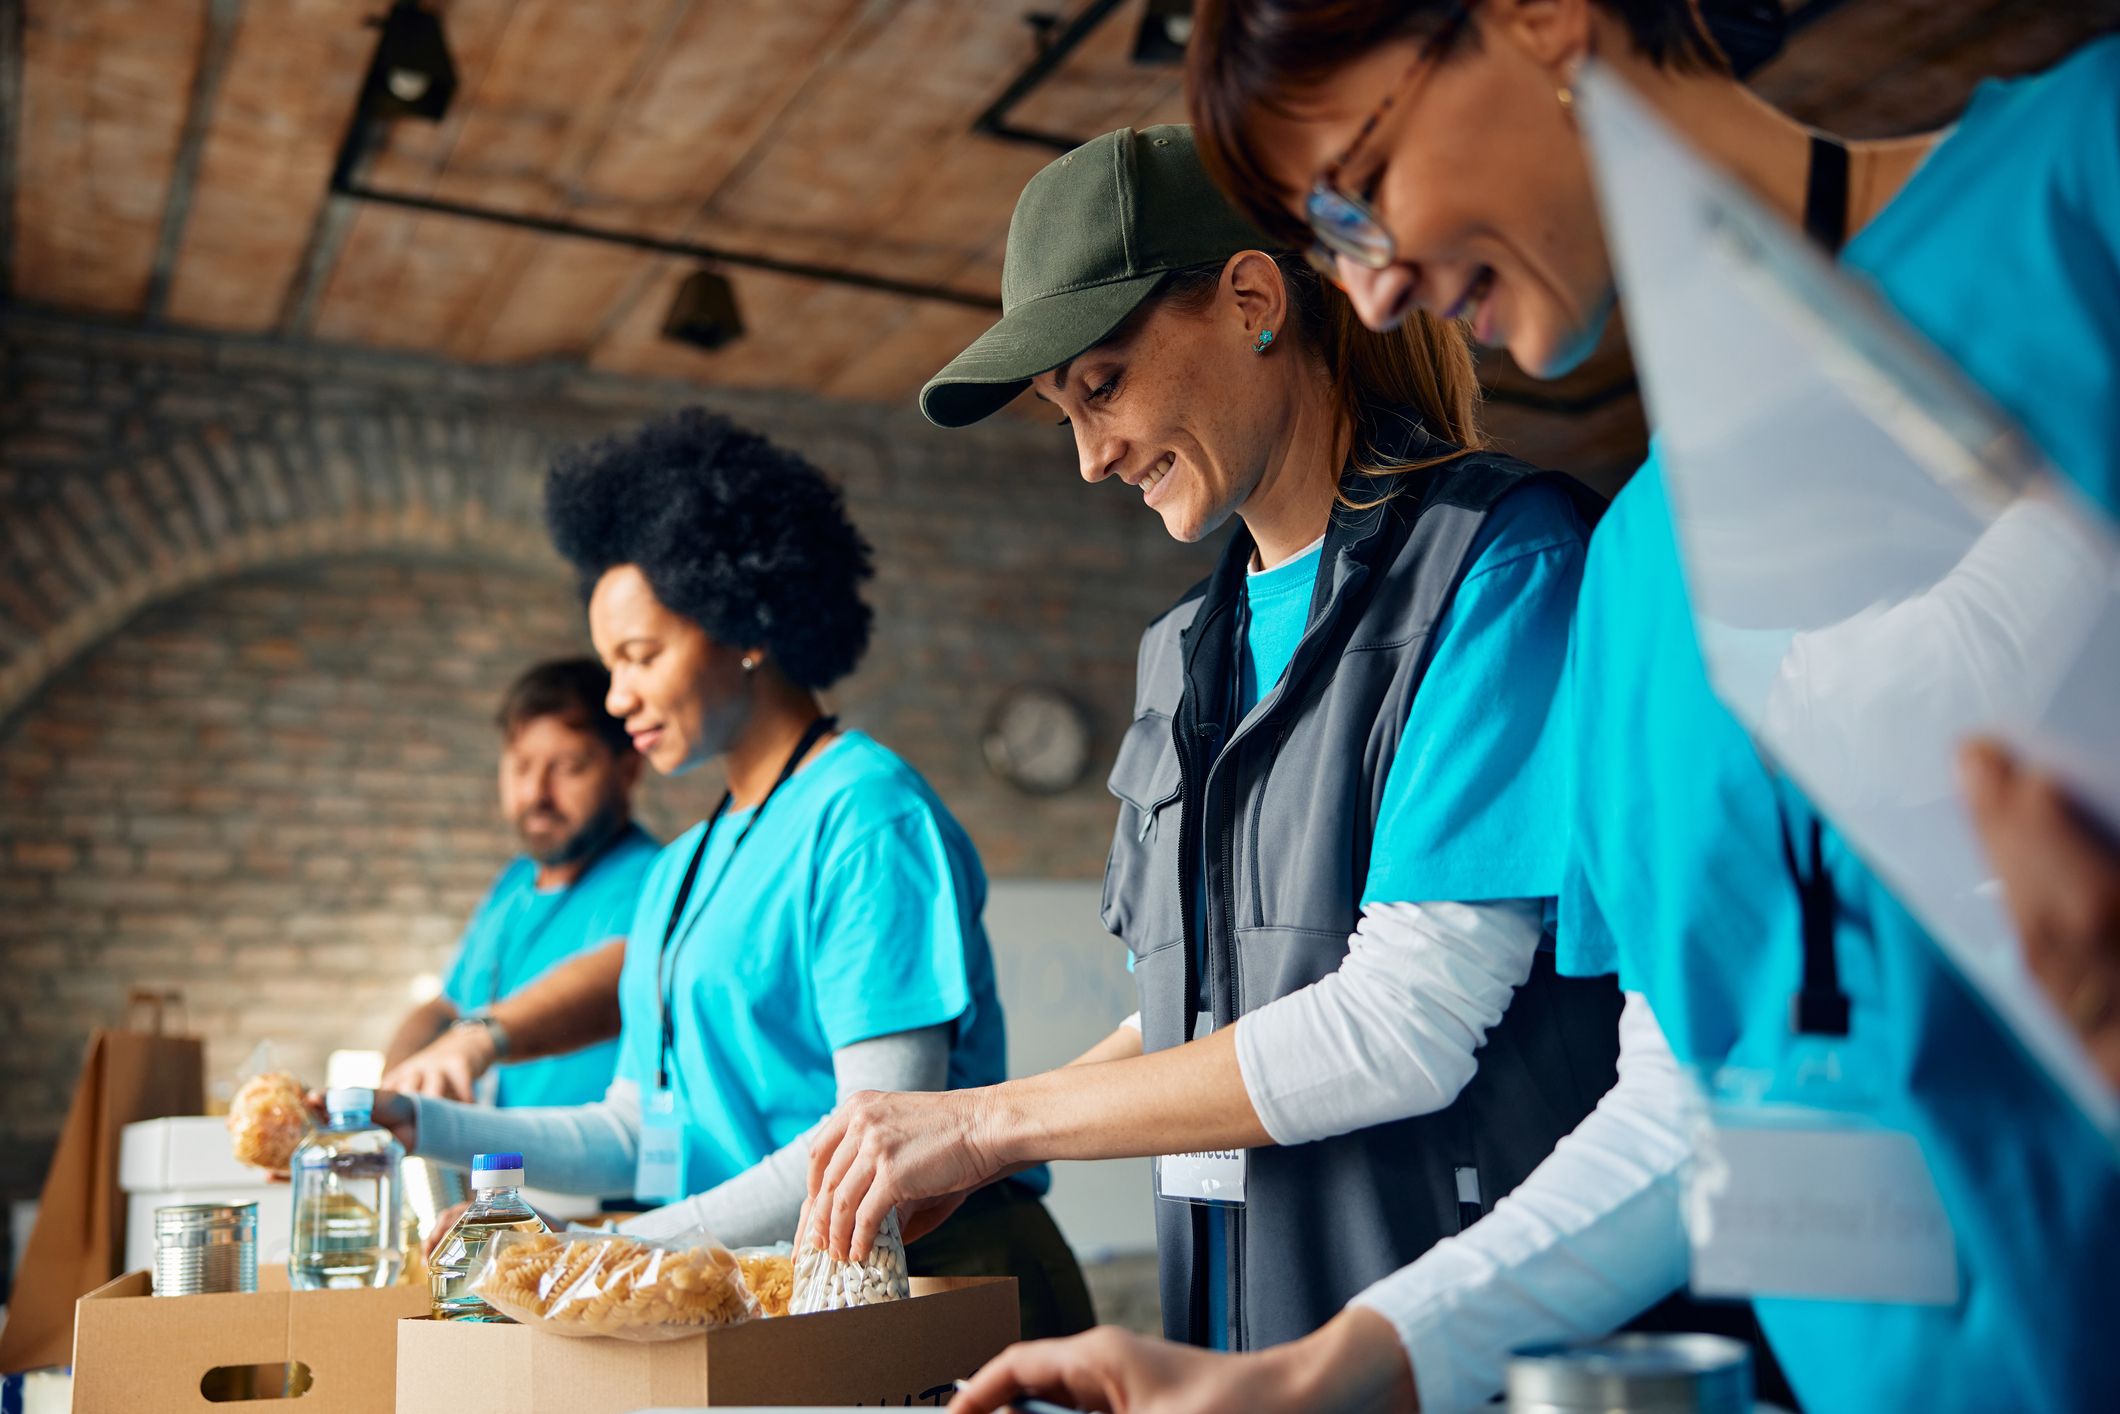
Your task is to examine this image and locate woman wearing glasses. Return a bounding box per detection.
[358,409,1095,1342]
[948,2,2120,1412]
[807,125,1624,1353]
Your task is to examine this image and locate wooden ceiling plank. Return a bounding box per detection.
[580,0,1172,358]
[312,0,676,360]
[460,0,867,364]
[161,0,376,331]
[13,0,209,315]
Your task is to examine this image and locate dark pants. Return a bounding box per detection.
[906,1179,1097,1342]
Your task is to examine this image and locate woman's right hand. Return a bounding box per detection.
[806,1087,1010,1262]
[299,1088,418,1153]
[424,1200,472,1259]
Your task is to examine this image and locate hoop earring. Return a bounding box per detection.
[1253,329,1275,354]
[740,655,757,673]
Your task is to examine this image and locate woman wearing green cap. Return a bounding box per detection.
[807,124,1623,1353]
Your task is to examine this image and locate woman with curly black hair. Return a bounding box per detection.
[368,409,1094,1340]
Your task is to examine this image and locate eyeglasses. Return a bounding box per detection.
[1304,0,1475,278]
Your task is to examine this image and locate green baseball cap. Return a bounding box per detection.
[920,124,1275,428]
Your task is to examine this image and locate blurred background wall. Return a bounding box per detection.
[0,315,1214,1241]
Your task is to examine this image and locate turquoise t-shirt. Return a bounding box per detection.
[1202,479,1585,1348]
[1238,481,1587,903]
[615,731,1044,1197]
[443,822,658,1108]
[1560,39,2120,1413]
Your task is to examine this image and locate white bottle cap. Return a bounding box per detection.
[471,1152,525,1189]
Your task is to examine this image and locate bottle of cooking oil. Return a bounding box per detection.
[428,1153,549,1321]
[288,1087,404,1289]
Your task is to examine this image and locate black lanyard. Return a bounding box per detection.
[1777,794,1851,1037]
[1804,132,1850,254]
[655,714,837,1090]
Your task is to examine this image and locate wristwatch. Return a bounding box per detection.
[452,1007,511,1061]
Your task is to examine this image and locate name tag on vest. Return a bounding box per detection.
[1688,1119,1958,1305]
[1154,1012,1247,1206]
[1156,1150,1247,1206]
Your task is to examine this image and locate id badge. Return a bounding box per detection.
[1686,1104,1958,1306]
[1156,1149,1247,1206]
[635,1088,687,1204]
[1155,1013,1246,1207]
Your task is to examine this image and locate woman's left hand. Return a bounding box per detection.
[806,1088,1009,1262]
[1960,737,2120,1088]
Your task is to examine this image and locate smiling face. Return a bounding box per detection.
[588,564,755,778]
[1034,251,1319,545]
[1248,3,1616,377]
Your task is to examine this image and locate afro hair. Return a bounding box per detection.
[544,409,875,691]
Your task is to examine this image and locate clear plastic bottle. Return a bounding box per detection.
[289,1087,405,1290]
[428,1152,550,1321]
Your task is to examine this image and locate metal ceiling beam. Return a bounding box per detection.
[972,0,1132,153]
[145,0,247,322]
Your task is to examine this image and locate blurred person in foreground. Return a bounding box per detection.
[383,658,656,1107]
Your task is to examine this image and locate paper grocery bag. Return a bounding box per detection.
[0,1026,204,1373]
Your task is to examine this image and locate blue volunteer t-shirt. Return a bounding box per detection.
[1559,38,2120,1413]
[443,822,658,1108]
[1202,479,1585,1347]
[1238,481,1587,903]
[616,730,1045,1198]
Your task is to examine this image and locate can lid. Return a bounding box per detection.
[324,1085,374,1113]
[1506,1334,1752,1414]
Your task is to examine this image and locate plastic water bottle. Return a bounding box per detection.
[428,1153,550,1321]
[289,1087,405,1289]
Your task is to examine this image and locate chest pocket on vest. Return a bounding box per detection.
[1109,712,1180,838]
[1102,712,1184,955]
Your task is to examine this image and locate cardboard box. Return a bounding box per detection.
[395,1276,1020,1414]
[71,1264,430,1414]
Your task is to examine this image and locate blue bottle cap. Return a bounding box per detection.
[472,1153,523,1171]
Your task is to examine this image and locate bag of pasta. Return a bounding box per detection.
[472,1227,761,1341]
[788,1206,909,1314]
[731,1241,794,1317]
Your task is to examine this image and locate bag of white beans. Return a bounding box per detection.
[788,1206,910,1314]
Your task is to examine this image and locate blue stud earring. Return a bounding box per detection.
[1252,329,1275,354]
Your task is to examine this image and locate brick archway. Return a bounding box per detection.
[0,317,683,725]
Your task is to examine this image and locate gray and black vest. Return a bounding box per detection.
[1101,417,1626,1350]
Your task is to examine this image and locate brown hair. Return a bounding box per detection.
[1188,0,1730,247]
[497,658,633,757]
[1138,250,1483,494]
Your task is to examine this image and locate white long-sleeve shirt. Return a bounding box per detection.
[1118,899,1548,1142]
[410,1024,950,1247]
[1351,992,1691,1414]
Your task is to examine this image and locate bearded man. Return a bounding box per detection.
[382,658,656,1107]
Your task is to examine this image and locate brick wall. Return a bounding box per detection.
[0,312,1221,1208]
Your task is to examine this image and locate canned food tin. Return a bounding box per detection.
[153,1201,258,1296]
[1507,1333,1753,1414]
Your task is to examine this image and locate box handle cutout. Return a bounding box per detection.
[200,1362,313,1401]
